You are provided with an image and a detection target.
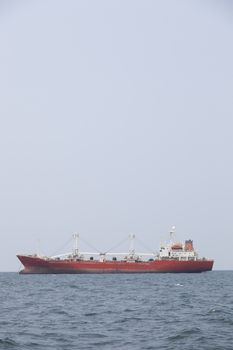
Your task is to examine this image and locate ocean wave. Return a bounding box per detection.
[0,338,17,348]
[168,327,201,341]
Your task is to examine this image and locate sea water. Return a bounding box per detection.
[0,271,233,349]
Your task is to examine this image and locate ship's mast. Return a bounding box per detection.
[129,233,135,257]
[73,233,79,256]
[169,226,176,244]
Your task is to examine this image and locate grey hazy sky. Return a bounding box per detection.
[0,0,233,271]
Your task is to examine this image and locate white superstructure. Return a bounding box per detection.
[158,227,198,261]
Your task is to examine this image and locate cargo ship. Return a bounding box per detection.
[17,228,214,274]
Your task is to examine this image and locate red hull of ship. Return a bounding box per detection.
[17,255,214,274]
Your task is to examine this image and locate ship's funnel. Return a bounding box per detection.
[185,239,194,251]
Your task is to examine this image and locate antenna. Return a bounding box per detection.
[73,233,79,256]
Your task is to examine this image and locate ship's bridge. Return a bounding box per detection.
[159,242,198,261]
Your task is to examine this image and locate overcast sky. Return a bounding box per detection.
[0,0,233,271]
